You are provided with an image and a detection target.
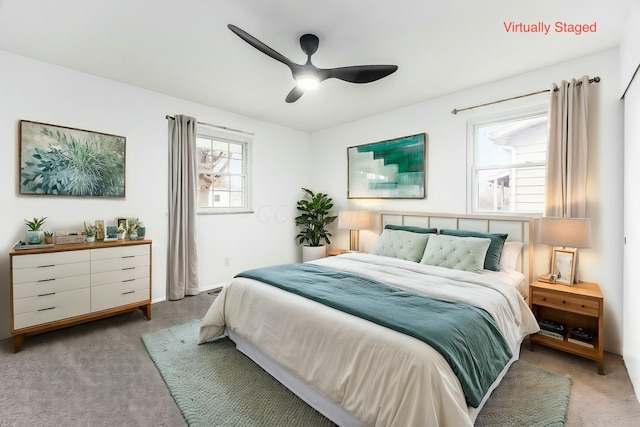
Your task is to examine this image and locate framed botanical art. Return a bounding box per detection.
[348,133,427,199]
[19,120,126,197]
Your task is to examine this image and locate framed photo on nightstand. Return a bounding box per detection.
[551,248,576,286]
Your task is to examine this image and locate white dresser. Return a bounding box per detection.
[10,240,152,352]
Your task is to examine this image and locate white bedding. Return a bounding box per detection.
[199,253,539,426]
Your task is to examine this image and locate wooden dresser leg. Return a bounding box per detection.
[140,303,152,320]
[598,362,604,375]
[14,335,24,353]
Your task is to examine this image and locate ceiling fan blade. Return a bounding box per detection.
[326,65,398,83]
[228,24,295,69]
[286,86,305,103]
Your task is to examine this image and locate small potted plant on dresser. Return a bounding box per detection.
[24,217,47,245]
[127,217,139,240]
[43,231,54,244]
[295,188,337,262]
[116,224,126,240]
[84,222,96,243]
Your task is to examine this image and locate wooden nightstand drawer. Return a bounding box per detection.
[531,290,599,316]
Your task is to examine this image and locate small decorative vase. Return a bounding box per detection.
[128,232,138,240]
[136,225,146,239]
[44,236,54,244]
[86,236,95,243]
[117,232,125,240]
[26,230,43,245]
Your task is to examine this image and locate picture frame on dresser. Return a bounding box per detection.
[19,120,126,198]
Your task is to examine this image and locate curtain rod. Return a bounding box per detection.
[165,115,254,136]
[451,76,601,115]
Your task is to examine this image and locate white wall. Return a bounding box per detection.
[0,51,311,341]
[622,0,640,400]
[311,49,624,354]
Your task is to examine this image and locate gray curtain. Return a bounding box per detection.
[544,75,590,218]
[168,115,199,300]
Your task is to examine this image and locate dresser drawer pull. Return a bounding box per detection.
[38,278,56,282]
[122,267,136,270]
[122,279,135,282]
[38,292,55,297]
[38,264,55,268]
[122,291,135,295]
[122,256,135,259]
[38,306,55,312]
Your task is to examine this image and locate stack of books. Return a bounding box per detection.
[568,328,594,348]
[537,319,567,341]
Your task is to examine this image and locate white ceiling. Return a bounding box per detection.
[0,0,629,132]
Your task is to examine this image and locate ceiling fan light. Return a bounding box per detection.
[296,75,319,90]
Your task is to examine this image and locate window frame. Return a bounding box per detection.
[466,105,548,215]
[196,126,252,215]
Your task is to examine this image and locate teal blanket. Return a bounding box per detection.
[236,263,512,407]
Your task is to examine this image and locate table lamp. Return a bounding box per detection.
[338,211,372,252]
[539,217,592,283]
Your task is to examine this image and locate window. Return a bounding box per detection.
[469,112,548,214]
[196,128,251,214]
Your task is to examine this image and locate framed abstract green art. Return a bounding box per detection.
[348,133,427,199]
[19,120,126,197]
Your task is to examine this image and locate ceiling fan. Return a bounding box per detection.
[228,24,398,103]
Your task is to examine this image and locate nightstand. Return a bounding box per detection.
[328,249,346,256]
[529,280,604,374]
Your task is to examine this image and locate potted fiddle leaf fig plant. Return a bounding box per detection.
[295,188,337,262]
[24,217,47,245]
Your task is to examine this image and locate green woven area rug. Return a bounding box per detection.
[142,321,570,427]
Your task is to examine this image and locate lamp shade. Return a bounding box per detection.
[338,211,372,230]
[539,217,592,248]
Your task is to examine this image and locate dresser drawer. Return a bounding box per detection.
[13,288,90,330]
[91,244,150,261]
[12,262,90,285]
[91,266,148,287]
[13,274,90,299]
[532,290,600,316]
[91,255,149,274]
[12,250,90,269]
[91,278,150,312]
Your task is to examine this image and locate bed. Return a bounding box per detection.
[199,212,540,426]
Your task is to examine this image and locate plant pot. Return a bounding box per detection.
[117,232,125,240]
[86,236,95,243]
[302,245,327,262]
[128,232,138,240]
[44,237,53,244]
[26,230,43,245]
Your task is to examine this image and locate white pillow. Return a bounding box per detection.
[370,229,430,262]
[419,234,491,274]
[499,241,524,272]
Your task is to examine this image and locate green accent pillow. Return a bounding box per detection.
[420,234,491,274]
[370,229,431,262]
[384,224,437,234]
[439,229,508,271]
